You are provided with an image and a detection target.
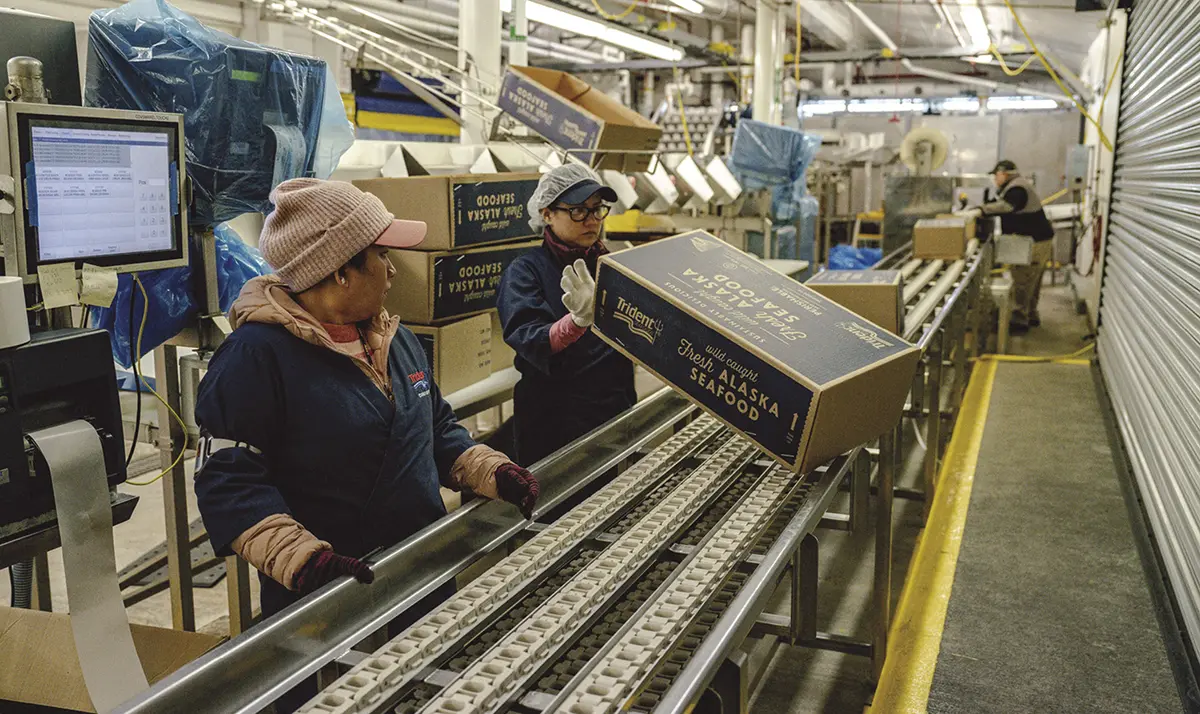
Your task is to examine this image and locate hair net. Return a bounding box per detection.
[528,163,604,231]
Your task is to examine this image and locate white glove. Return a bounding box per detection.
[560,259,596,328]
[954,207,984,219]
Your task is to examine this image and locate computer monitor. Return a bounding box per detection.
[1,102,188,280]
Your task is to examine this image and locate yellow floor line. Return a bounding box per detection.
[868,359,1000,714]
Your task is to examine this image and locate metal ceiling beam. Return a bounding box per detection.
[799,0,860,49]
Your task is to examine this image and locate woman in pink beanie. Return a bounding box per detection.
[192,178,538,710]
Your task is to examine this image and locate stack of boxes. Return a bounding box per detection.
[354,172,543,393]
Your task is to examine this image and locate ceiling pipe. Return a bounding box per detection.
[839,0,1067,102]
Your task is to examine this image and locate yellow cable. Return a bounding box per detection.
[676,90,694,156]
[1001,0,1113,151]
[126,276,189,487]
[794,1,801,84]
[988,45,1037,77]
[1042,187,1069,204]
[1096,49,1124,124]
[590,0,637,20]
[26,302,44,311]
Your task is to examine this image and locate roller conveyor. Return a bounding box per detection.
[294,421,859,714]
[114,240,992,714]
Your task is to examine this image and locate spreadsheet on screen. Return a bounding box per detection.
[29,125,174,262]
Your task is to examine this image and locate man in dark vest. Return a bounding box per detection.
[975,160,1056,332]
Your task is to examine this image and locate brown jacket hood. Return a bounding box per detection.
[229,275,399,393]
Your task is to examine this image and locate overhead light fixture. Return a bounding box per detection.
[667,0,705,13]
[846,98,928,114]
[956,0,991,51]
[940,97,981,112]
[800,99,847,116]
[987,96,1061,111]
[500,0,684,61]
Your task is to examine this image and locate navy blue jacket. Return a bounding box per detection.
[194,321,474,616]
[497,243,635,466]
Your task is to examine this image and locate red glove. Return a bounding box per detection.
[495,463,540,519]
[294,550,374,595]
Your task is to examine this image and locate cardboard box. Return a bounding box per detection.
[913,217,972,259]
[497,66,662,172]
[387,240,540,324]
[805,270,905,335]
[593,231,921,473]
[356,173,541,251]
[490,310,516,373]
[407,313,492,394]
[0,606,223,712]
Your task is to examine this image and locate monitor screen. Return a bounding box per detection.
[16,112,185,274]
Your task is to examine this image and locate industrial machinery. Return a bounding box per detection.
[899,127,949,177]
[0,329,136,568]
[0,9,81,106]
[112,233,991,714]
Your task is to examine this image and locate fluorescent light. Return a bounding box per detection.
[940,97,981,112]
[956,0,991,51]
[801,99,847,116]
[668,0,705,13]
[987,96,1061,111]
[846,98,928,114]
[500,0,684,61]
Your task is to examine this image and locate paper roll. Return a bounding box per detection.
[0,276,31,349]
[27,421,149,712]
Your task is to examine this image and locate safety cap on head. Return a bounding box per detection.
[990,159,1018,174]
[260,178,426,292]
[528,164,618,231]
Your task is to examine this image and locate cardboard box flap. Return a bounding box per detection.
[513,67,659,130]
[499,67,661,171]
[0,606,223,712]
[602,232,915,386]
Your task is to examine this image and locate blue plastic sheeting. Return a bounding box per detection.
[91,223,271,367]
[729,120,821,223]
[828,244,884,271]
[85,0,353,227]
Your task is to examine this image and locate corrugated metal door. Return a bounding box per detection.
[1100,0,1200,644]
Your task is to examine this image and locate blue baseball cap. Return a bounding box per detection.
[552,178,618,206]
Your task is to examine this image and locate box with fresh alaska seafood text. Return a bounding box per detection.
[593,231,921,472]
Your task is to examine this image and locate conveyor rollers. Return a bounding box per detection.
[299,415,817,714]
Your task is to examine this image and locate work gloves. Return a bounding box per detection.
[561,259,596,328]
[294,549,374,595]
[955,207,984,219]
[495,462,540,519]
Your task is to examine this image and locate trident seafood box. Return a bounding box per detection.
[593,231,921,472]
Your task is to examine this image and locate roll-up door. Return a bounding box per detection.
[1099,0,1200,645]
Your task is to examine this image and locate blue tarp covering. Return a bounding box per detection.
[729,120,821,223]
[91,223,271,368]
[828,244,884,271]
[85,0,353,227]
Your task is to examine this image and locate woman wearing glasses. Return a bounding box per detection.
[496,164,636,466]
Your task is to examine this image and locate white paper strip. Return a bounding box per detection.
[27,420,149,713]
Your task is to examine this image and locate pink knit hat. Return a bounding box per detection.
[259,178,426,291]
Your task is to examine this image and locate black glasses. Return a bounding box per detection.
[551,204,611,222]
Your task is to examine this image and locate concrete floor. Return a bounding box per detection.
[927,361,1178,713]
